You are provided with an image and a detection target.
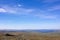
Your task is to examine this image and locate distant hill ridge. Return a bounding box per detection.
[0,29,60,33]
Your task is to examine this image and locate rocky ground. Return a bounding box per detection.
[0,32,60,40]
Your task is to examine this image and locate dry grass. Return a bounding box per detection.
[0,32,60,40]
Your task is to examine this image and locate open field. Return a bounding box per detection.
[0,30,60,40]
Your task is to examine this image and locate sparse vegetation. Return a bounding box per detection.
[0,32,60,40]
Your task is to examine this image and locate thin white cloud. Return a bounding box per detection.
[17,4,22,7]
[0,5,34,14]
[47,5,60,11]
[35,14,57,19]
[0,8,7,12]
[31,10,58,19]
[43,0,60,3]
[0,5,58,19]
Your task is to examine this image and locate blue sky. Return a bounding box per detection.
[0,0,60,29]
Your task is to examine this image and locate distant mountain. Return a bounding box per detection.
[0,29,60,36]
[0,29,60,33]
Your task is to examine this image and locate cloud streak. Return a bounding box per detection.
[0,5,58,19]
[34,14,57,19]
[0,5,34,14]
[0,8,7,12]
[47,5,60,11]
[43,0,60,3]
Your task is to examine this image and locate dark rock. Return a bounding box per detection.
[5,33,15,36]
